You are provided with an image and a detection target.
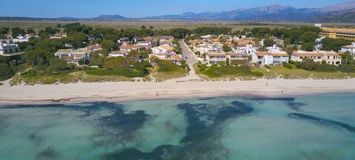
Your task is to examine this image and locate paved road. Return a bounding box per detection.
[0,52,25,57]
[179,39,200,80]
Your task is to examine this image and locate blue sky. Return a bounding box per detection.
[0,0,349,18]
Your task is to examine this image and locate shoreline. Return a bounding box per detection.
[1,79,355,105]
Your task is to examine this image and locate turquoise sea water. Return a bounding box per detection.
[0,93,355,160]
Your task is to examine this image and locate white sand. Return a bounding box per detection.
[1,78,355,104]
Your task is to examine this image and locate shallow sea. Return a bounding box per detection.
[0,93,355,160]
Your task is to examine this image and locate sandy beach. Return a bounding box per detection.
[1,78,355,104]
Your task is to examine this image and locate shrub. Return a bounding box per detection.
[157,60,185,73]
[283,62,293,69]
[0,63,15,80]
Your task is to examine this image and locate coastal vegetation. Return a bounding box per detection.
[1,22,355,84]
[196,62,263,79]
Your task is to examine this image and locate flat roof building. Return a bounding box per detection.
[320,27,355,41]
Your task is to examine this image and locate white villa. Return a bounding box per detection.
[291,50,342,66]
[150,45,182,63]
[233,45,258,63]
[340,42,355,57]
[137,41,152,49]
[206,52,227,65]
[0,42,20,55]
[256,45,289,65]
[12,34,31,43]
[228,50,249,62]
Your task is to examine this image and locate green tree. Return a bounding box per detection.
[0,63,15,80]
[169,28,191,39]
[321,38,352,51]
[223,44,232,52]
[301,42,314,51]
[89,52,105,67]
[104,57,128,69]
[11,27,25,37]
[101,40,115,53]
[263,39,274,47]
[26,28,36,35]
[65,32,86,49]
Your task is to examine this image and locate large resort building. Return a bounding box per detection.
[291,50,342,66]
[320,27,355,41]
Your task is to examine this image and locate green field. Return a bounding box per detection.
[1,20,354,32]
[0,20,306,31]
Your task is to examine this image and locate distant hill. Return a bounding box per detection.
[145,5,320,21]
[145,1,355,22]
[320,1,355,12]
[0,1,354,23]
[93,15,126,21]
[315,9,355,23]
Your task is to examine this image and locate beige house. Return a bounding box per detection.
[291,50,342,65]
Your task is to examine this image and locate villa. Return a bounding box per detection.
[86,43,102,52]
[150,45,182,63]
[227,50,249,62]
[291,50,342,66]
[206,52,227,65]
[340,42,355,57]
[256,45,289,65]
[233,45,258,63]
[50,33,67,39]
[12,34,31,43]
[120,44,138,53]
[151,45,175,56]
[0,42,20,55]
[137,41,152,49]
[54,49,90,64]
[256,52,289,65]
[108,51,127,57]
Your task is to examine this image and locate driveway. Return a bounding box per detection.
[179,39,200,80]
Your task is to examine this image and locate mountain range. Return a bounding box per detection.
[1,1,354,23]
[145,1,355,22]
